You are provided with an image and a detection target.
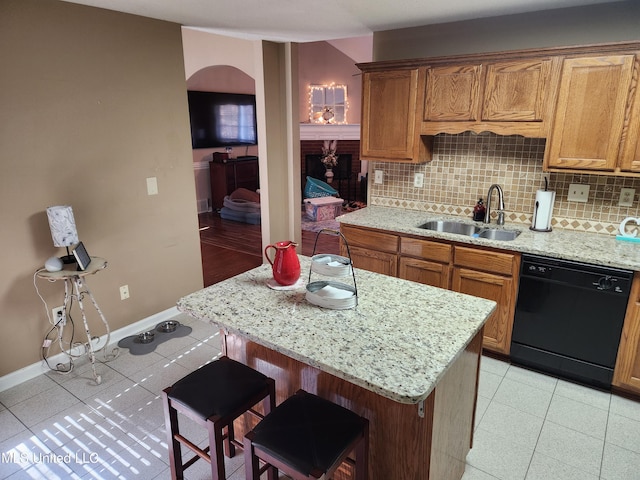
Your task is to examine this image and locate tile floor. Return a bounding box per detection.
[0,312,639,479]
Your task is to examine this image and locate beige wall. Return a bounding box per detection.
[373,1,640,61]
[0,0,202,376]
[368,1,640,235]
[297,41,363,124]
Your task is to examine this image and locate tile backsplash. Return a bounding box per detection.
[369,132,640,235]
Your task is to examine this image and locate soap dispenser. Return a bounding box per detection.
[473,198,486,222]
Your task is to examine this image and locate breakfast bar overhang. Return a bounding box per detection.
[177,256,496,480]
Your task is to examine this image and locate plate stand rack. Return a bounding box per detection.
[305,228,358,309]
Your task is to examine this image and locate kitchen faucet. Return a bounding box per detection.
[484,184,505,225]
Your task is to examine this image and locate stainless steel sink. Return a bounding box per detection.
[475,229,521,241]
[418,220,521,241]
[419,220,480,236]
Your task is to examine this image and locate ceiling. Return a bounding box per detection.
[61,0,621,43]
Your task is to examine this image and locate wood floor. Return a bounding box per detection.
[199,211,340,287]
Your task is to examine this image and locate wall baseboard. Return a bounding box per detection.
[0,306,180,393]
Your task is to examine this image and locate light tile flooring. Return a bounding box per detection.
[1,313,639,479]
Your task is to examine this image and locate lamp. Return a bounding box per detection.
[46,205,79,264]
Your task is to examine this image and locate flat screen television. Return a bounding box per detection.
[187,91,258,149]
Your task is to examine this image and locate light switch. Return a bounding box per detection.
[414,173,424,188]
[374,170,384,185]
[146,177,158,196]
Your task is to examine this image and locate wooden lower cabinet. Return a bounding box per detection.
[349,245,398,276]
[613,272,640,394]
[399,237,452,289]
[399,257,450,289]
[341,225,520,355]
[452,247,520,355]
[341,224,399,276]
[452,268,516,355]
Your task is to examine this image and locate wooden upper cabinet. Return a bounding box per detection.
[421,59,557,137]
[424,65,482,121]
[360,68,432,163]
[545,54,636,172]
[482,60,550,122]
[619,58,640,173]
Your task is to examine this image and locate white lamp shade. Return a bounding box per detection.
[46,205,79,247]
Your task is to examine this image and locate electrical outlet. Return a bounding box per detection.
[52,306,65,324]
[619,187,635,207]
[374,170,383,185]
[567,183,590,203]
[413,173,424,188]
[120,285,130,300]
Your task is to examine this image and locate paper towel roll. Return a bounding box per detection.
[531,190,555,231]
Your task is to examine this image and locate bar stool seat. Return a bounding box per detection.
[244,390,369,480]
[162,355,275,480]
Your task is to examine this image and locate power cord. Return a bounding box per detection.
[33,270,80,374]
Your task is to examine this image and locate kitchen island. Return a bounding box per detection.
[177,256,496,480]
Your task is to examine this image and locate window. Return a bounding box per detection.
[309,84,347,124]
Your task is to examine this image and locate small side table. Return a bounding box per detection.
[36,257,119,384]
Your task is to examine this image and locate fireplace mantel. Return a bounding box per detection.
[299,123,360,140]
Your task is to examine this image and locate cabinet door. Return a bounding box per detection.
[424,65,482,122]
[399,256,450,289]
[452,268,514,355]
[361,69,420,161]
[619,59,640,172]
[346,245,397,276]
[546,54,635,171]
[482,60,550,122]
[613,273,640,394]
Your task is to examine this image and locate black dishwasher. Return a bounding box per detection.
[511,254,633,389]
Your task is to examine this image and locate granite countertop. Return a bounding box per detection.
[337,206,640,271]
[177,256,496,405]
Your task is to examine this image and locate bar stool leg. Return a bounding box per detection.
[208,420,226,480]
[162,388,184,480]
[224,423,236,458]
[243,432,259,480]
[243,432,277,480]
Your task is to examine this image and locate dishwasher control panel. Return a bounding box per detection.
[520,255,633,296]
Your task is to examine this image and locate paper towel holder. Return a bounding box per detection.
[530,188,555,232]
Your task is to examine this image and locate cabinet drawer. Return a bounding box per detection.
[400,237,452,263]
[341,225,399,254]
[454,246,517,276]
[346,245,398,277]
[399,256,450,289]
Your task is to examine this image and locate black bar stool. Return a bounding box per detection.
[244,389,369,480]
[162,355,276,480]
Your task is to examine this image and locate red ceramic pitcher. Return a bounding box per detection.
[264,240,300,286]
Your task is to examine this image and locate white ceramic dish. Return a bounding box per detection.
[305,280,357,310]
